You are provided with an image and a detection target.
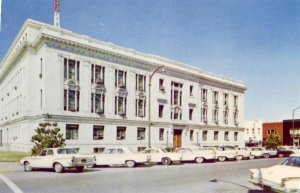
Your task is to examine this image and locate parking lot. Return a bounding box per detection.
[0,158,283,193]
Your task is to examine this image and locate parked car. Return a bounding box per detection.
[94,147,150,168]
[214,146,242,162]
[249,147,277,158]
[277,146,300,158]
[142,147,182,165]
[20,148,96,173]
[236,147,254,160]
[249,153,300,192]
[175,147,216,163]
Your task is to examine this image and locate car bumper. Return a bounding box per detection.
[248,178,297,193]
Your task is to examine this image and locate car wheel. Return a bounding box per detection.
[218,156,226,162]
[76,166,84,172]
[263,153,270,158]
[161,157,172,165]
[125,160,136,168]
[278,153,284,158]
[249,155,255,160]
[54,163,64,173]
[236,155,243,161]
[24,161,33,172]
[195,157,204,163]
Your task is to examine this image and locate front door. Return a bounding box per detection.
[173,129,182,148]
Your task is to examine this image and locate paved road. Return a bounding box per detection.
[0,158,283,193]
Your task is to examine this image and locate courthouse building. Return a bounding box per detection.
[0,19,246,153]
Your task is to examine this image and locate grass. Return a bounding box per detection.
[0,151,30,162]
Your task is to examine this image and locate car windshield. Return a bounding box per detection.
[160,148,167,153]
[57,148,77,154]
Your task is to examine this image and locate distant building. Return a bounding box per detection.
[244,120,263,146]
[262,122,283,144]
[283,119,300,146]
[0,20,246,153]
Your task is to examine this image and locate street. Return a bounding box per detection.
[0,158,284,193]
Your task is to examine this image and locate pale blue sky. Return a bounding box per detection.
[1,0,300,122]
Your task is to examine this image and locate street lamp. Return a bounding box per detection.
[292,106,300,146]
[148,65,165,148]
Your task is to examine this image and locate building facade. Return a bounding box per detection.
[244,120,263,146]
[0,20,246,153]
[283,119,300,146]
[262,122,283,144]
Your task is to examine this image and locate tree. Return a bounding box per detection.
[264,132,282,149]
[31,114,65,155]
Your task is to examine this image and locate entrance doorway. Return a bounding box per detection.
[173,129,182,148]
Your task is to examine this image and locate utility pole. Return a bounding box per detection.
[54,0,60,28]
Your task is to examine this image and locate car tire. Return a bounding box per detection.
[249,155,255,160]
[218,156,226,162]
[125,160,136,168]
[161,157,172,165]
[263,153,270,158]
[54,163,64,173]
[24,161,33,172]
[236,155,243,161]
[76,166,84,172]
[195,157,204,163]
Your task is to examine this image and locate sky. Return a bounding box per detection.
[0,0,300,122]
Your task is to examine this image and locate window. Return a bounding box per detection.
[223,93,228,106]
[214,131,219,141]
[159,105,164,118]
[136,99,146,117]
[190,85,193,96]
[93,147,105,153]
[159,128,164,140]
[138,147,146,152]
[91,93,105,114]
[136,74,146,91]
[201,88,207,102]
[64,90,80,112]
[190,130,194,141]
[40,150,47,156]
[202,130,208,141]
[66,124,79,140]
[201,107,208,122]
[93,125,104,140]
[115,96,127,116]
[137,127,146,140]
[47,150,54,155]
[213,91,218,104]
[234,111,238,125]
[117,127,126,140]
[223,110,228,124]
[234,95,238,106]
[159,79,165,91]
[115,69,127,88]
[64,58,80,81]
[91,64,105,84]
[189,108,193,120]
[171,82,183,120]
[224,131,229,141]
[234,132,238,141]
[268,129,275,135]
[212,109,218,123]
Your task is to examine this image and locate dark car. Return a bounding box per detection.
[277,146,298,157]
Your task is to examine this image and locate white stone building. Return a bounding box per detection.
[244,120,263,146]
[0,20,246,153]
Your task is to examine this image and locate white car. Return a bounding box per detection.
[250,147,277,158]
[142,147,182,165]
[214,146,242,162]
[236,147,255,160]
[94,147,150,168]
[249,153,300,192]
[175,147,216,163]
[20,148,96,173]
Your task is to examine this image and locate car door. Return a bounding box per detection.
[39,149,55,168]
[30,149,47,168]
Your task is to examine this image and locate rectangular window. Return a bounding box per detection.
[115,96,127,116]
[213,91,218,104]
[138,147,146,152]
[136,99,146,117]
[190,85,193,96]
[212,109,218,123]
[91,93,105,114]
[136,74,146,91]
[224,93,228,106]
[224,131,229,141]
[137,127,146,140]
[234,132,238,141]
[189,108,193,120]
[93,125,104,140]
[202,130,207,141]
[159,105,164,118]
[93,147,105,153]
[159,79,165,91]
[190,130,194,141]
[201,88,207,102]
[115,69,126,88]
[66,124,79,140]
[91,64,105,84]
[223,110,228,124]
[117,127,126,140]
[214,131,219,141]
[201,108,207,122]
[234,111,238,125]
[159,128,164,140]
[64,59,80,81]
[64,89,80,112]
[234,95,238,106]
